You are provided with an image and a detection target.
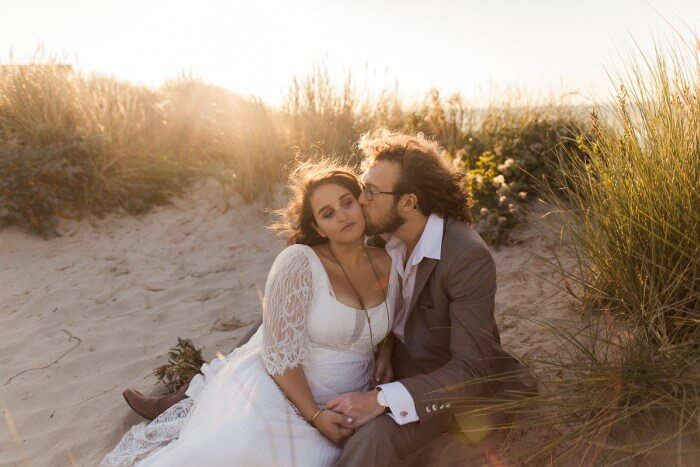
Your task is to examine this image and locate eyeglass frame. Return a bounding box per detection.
[359,181,403,202]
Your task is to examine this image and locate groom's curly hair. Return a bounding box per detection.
[270,160,361,246]
[359,130,473,224]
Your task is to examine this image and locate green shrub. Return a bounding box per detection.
[402,89,589,244]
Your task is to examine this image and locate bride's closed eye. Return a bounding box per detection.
[321,197,355,219]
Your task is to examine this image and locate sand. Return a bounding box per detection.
[0,181,575,466]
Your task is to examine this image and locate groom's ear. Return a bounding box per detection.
[401,193,418,211]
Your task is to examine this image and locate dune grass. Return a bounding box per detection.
[478,37,699,464]
[0,59,586,244]
[0,64,285,235]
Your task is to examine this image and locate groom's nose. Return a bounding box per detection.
[358,190,369,206]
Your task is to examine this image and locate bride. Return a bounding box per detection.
[102,163,399,466]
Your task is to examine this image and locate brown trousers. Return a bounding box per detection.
[335,340,452,467]
[334,411,452,467]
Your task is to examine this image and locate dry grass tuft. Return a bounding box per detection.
[153,337,205,394]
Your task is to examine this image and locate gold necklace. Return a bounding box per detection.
[327,244,391,367]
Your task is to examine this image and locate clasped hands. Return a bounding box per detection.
[311,345,393,444]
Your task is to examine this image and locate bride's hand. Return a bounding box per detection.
[372,339,394,385]
[312,410,354,444]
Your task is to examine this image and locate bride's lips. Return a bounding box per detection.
[341,222,356,232]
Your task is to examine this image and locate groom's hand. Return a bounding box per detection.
[326,389,385,429]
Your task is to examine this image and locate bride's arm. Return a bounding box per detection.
[272,366,353,444]
[270,367,320,422]
[373,333,395,385]
[261,246,352,443]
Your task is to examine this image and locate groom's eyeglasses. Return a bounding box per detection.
[359,181,402,202]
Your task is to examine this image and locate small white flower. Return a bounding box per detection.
[480,207,490,216]
[518,191,527,199]
[491,175,505,187]
[498,195,507,206]
[497,216,507,225]
[475,175,484,185]
[497,158,515,172]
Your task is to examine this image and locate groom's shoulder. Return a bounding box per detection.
[442,218,491,260]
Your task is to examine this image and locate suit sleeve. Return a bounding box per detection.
[397,244,499,423]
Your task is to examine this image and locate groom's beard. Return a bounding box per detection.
[364,202,405,235]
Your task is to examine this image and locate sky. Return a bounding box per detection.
[1,0,698,106]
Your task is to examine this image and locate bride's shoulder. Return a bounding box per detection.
[272,244,314,265]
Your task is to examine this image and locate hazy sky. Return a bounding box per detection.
[1,0,697,105]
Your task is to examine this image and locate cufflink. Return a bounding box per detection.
[400,410,408,417]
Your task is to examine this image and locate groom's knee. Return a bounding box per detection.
[351,415,395,446]
[336,416,399,466]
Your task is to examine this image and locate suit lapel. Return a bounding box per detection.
[406,217,449,317]
[407,258,439,315]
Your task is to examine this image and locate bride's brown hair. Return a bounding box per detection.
[270,161,361,246]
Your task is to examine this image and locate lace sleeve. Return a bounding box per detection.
[261,245,314,376]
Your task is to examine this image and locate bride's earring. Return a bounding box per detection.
[312,223,327,238]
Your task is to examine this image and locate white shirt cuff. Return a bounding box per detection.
[377,382,419,425]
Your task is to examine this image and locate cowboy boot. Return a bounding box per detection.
[122,374,195,420]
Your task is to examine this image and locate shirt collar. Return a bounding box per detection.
[414,213,443,262]
[385,213,443,266]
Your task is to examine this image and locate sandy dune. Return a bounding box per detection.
[0,181,573,466]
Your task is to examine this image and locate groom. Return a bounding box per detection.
[326,131,534,466]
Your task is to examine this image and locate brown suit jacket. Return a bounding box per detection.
[371,217,532,425]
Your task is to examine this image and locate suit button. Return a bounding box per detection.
[425,406,431,413]
[438,403,444,410]
[445,402,451,408]
[431,404,438,411]
[400,410,408,417]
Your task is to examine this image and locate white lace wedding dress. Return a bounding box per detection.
[102,244,398,467]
